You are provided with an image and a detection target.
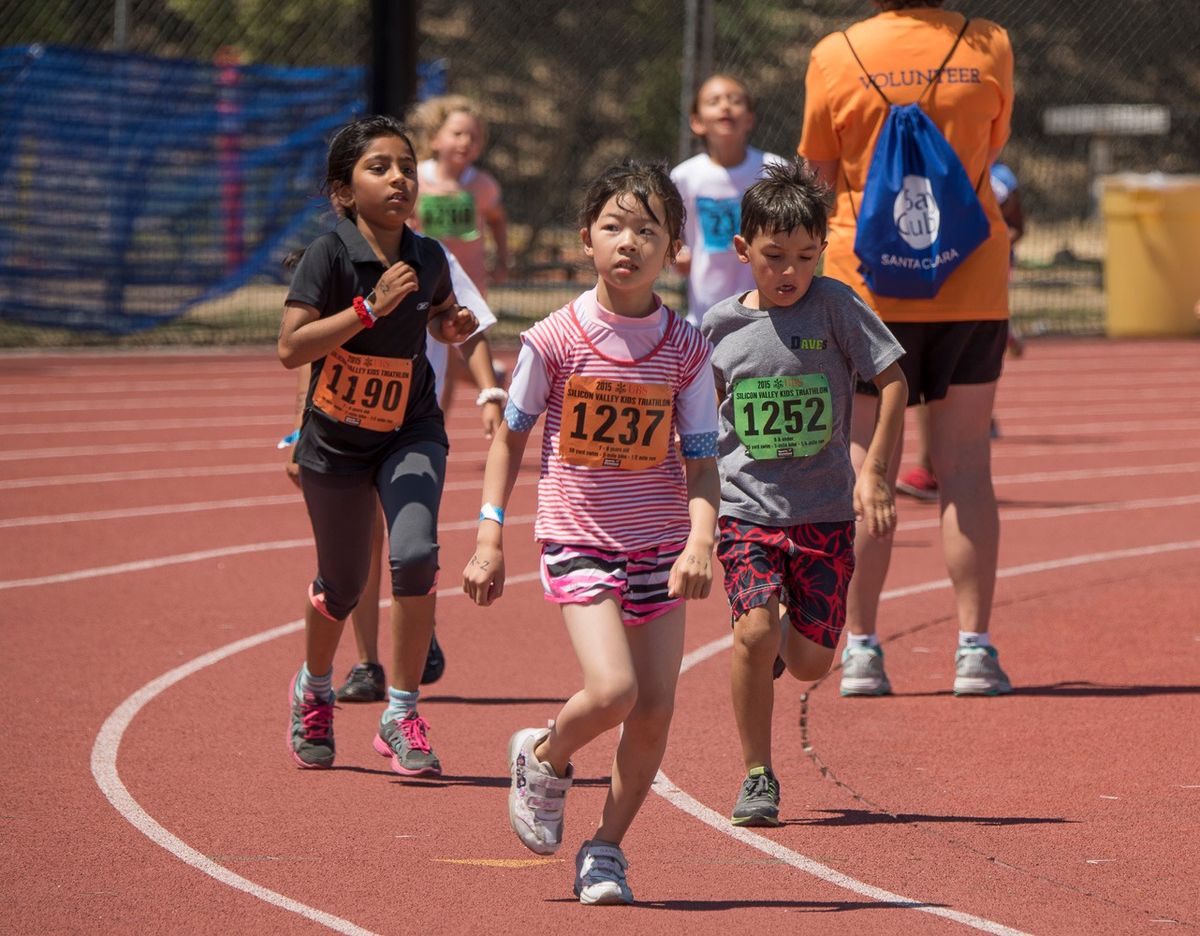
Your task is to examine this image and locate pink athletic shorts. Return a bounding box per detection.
[539,541,686,625]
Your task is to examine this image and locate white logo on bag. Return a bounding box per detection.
[893,175,939,249]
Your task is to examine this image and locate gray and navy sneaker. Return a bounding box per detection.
[840,644,893,696]
[574,840,633,905]
[288,670,335,769]
[373,713,442,776]
[953,645,1013,696]
[335,662,386,703]
[421,631,446,685]
[508,727,574,855]
[731,765,781,827]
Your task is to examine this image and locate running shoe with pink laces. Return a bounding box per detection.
[896,465,939,501]
[288,669,335,769]
[374,713,442,776]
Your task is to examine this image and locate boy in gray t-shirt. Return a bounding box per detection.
[699,159,907,827]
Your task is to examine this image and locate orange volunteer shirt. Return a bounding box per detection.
[799,8,1014,323]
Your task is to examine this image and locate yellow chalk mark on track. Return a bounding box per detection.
[432,858,562,869]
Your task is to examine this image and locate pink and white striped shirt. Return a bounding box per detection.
[507,289,717,552]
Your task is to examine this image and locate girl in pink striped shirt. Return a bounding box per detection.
[463,160,720,905]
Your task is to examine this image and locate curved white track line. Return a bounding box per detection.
[90,621,379,936]
[89,573,537,936]
[90,542,1200,932]
[653,538,1200,935]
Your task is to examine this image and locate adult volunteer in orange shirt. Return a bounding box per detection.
[799,0,1016,698]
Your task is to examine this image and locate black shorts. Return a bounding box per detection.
[857,321,1008,405]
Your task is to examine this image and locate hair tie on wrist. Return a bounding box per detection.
[353,295,376,328]
[476,387,508,407]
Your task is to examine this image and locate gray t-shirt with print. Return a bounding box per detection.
[700,276,904,526]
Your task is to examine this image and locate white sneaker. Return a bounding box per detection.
[574,840,633,905]
[839,644,892,696]
[953,646,1013,696]
[507,727,573,855]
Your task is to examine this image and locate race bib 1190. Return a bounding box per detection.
[731,374,832,460]
[312,347,412,433]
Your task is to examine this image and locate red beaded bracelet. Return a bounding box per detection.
[353,296,375,329]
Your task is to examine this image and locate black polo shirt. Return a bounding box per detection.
[287,218,453,473]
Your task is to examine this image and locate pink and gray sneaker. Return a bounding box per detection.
[288,670,335,769]
[374,713,442,776]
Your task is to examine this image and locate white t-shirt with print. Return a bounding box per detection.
[671,148,785,328]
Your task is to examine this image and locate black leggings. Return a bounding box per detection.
[300,439,447,621]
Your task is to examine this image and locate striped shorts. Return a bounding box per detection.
[539,541,686,625]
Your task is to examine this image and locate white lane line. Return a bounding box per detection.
[3,412,1198,440]
[0,439,271,462]
[0,495,530,531]
[0,377,291,396]
[995,462,1198,485]
[89,574,540,936]
[650,777,1027,935]
[11,394,292,414]
[0,422,539,463]
[997,388,1200,404]
[652,538,1200,935]
[0,496,303,529]
[0,464,539,492]
[3,455,1194,495]
[0,463,283,491]
[7,487,1200,534]
[90,620,380,936]
[0,414,293,435]
[0,432,1191,472]
[91,540,1200,932]
[0,516,541,590]
[6,487,1199,587]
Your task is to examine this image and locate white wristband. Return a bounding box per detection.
[479,503,505,526]
[476,387,508,407]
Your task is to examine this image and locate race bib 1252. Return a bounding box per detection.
[731,374,832,460]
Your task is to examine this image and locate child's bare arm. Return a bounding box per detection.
[283,364,310,488]
[483,199,509,285]
[460,332,505,438]
[428,290,478,343]
[668,456,719,600]
[463,421,530,606]
[854,362,907,537]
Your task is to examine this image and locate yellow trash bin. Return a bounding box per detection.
[1101,173,1200,338]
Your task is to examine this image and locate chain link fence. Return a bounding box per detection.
[3,0,1198,346]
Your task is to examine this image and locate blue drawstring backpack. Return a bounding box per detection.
[843,20,991,299]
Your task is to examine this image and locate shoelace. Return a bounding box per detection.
[398,715,432,752]
[348,665,379,685]
[742,771,778,801]
[299,694,333,740]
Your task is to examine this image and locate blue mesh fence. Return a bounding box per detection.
[0,44,363,334]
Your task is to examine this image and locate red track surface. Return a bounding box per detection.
[3,339,1198,935]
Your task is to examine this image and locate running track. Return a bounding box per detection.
[2,339,1198,935]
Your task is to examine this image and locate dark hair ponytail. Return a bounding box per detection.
[283,114,417,271]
